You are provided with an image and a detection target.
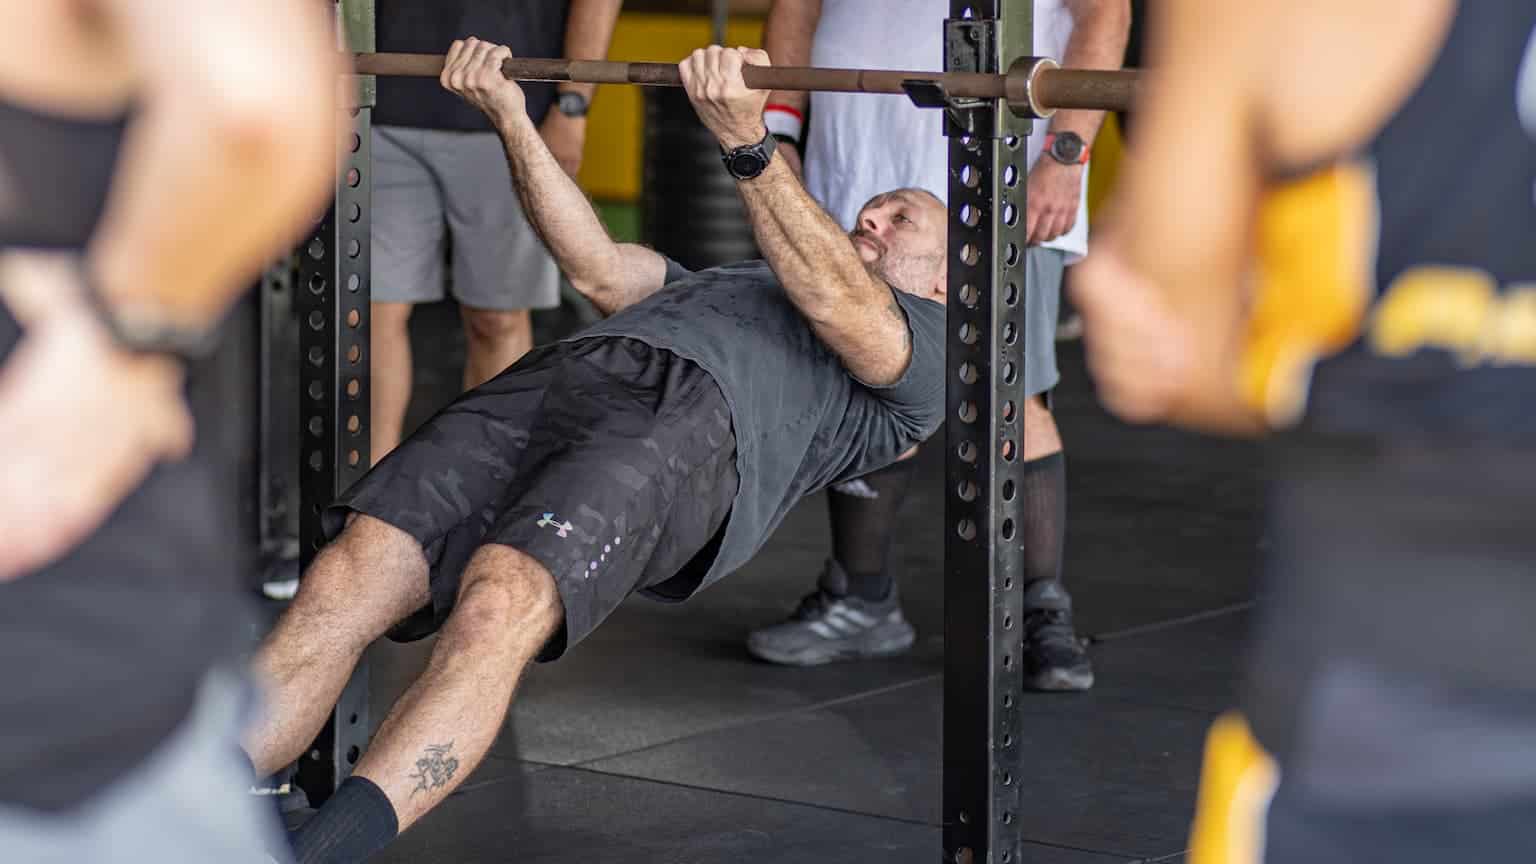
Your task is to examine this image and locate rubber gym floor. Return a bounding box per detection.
[360,297,1261,863]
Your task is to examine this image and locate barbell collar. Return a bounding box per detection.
[1005,56,1058,119]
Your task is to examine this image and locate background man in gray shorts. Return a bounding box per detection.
[370,0,622,459]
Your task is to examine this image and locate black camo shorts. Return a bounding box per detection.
[324,337,738,659]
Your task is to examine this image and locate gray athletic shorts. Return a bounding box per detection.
[371,125,560,311]
[0,669,289,864]
[1022,246,1066,399]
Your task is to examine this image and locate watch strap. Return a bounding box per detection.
[720,127,776,180]
[77,258,217,360]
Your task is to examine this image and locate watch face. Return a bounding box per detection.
[729,151,768,179]
[1053,133,1084,163]
[557,91,588,117]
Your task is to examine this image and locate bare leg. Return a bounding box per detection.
[351,543,562,832]
[1022,394,1063,460]
[370,301,416,463]
[245,515,430,776]
[460,305,533,391]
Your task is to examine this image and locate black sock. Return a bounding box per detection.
[1019,453,1068,603]
[289,775,399,864]
[826,456,917,602]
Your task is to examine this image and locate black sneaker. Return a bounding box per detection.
[1021,580,1094,691]
[746,560,916,666]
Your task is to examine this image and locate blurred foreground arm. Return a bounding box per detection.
[0,0,343,580]
[1069,0,1266,434]
[85,0,344,332]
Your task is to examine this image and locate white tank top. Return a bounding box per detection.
[802,0,1089,260]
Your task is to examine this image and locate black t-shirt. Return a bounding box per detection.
[1298,0,1536,444]
[1243,0,1536,802]
[374,0,569,131]
[565,259,946,590]
[0,98,251,811]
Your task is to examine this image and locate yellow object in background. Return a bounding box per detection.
[578,14,766,201]
[1086,113,1124,222]
[1188,713,1278,864]
[1240,163,1377,425]
[577,11,1129,215]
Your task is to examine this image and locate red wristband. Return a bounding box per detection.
[764,102,805,122]
[763,103,805,142]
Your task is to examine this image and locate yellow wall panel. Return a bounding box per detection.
[1087,113,1124,222]
[579,13,1131,215]
[578,14,765,201]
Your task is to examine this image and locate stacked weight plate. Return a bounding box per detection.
[641,87,762,270]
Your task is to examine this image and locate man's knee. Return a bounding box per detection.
[1023,394,1052,424]
[293,515,431,643]
[371,301,414,337]
[451,545,562,642]
[329,513,424,567]
[461,307,531,346]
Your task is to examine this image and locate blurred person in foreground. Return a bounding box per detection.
[1071,0,1536,861]
[0,1,340,861]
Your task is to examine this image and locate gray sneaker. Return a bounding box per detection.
[1020,580,1094,691]
[746,561,916,666]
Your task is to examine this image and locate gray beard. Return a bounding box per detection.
[869,251,944,296]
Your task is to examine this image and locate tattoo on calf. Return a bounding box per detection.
[409,742,461,797]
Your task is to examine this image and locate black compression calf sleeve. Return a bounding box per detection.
[289,775,399,864]
[827,456,918,602]
[1019,452,1067,593]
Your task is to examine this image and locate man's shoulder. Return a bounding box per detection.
[695,258,776,277]
[663,258,777,285]
[893,291,946,327]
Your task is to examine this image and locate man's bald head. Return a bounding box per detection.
[850,188,949,302]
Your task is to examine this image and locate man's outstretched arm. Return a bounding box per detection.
[679,46,914,387]
[441,38,667,317]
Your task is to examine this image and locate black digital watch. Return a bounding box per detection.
[720,128,777,181]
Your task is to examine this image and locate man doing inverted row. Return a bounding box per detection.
[244,39,947,863]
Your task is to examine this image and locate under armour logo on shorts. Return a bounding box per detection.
[537,513,575,538]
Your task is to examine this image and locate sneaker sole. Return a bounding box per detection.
[1023,666,1095,692]
[747,625,917,667]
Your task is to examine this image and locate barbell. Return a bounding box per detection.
[350,52,1139,119]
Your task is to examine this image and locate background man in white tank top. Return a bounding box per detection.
[747,0,1129,692]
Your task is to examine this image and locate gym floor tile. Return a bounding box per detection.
[581,676,943,823]
[1085,609,1251,715]
[373,763,1130,864]
[575,677,1207,861]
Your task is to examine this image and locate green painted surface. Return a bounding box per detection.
[594,200,642,244]
[340,0,376,51]
[341,0,377,107]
